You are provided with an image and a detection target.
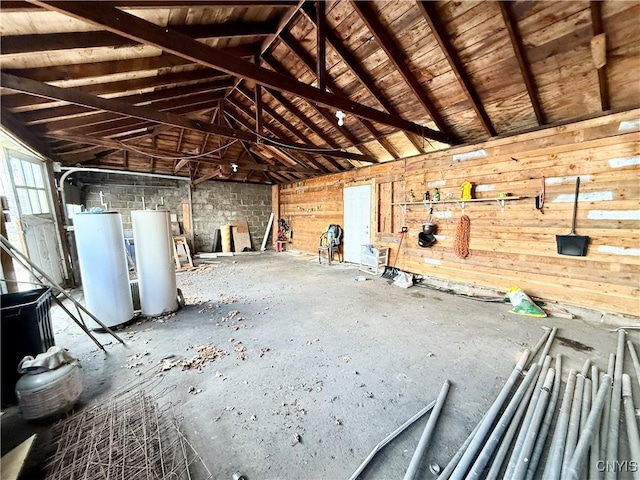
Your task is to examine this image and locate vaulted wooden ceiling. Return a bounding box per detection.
[1,1,638,185]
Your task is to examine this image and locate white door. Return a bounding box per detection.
[343,184,371,263]
[3,149,64,285]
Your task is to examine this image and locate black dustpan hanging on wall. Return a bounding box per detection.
[556,177,589,256]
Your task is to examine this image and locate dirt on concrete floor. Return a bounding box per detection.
[2,251,638,479]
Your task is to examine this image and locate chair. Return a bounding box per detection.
[318,224,343,265]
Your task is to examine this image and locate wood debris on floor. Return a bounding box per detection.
[159,344,228,372]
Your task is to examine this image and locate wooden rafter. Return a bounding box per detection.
[2,72,374,163]
[225,115,288,183]
[227,96,329,173]
[349,0,453,140]
[278,31,399,159]
[18,78,234,125]
[590,1,610,112]
[300,2,426,155]
[2,1,295,9]
[4,46,256,83]
[416,1,496,137]
[3,69,231,112]
[264,87,342,151]
[33,90,227,132]
[28,1,450,143]
[254,56,264,137]
[263,56,375,166]
[237,84,340,171]
[316,0,327,92]
[498,1,545,125]
[46,132,316,174]
[1,22,279,56]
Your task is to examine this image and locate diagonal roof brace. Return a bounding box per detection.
[27,1,453,145]
[0,72,375,164]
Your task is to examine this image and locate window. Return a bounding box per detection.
[10,156,50,215]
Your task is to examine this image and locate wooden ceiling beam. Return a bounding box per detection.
[264,87,340,150]
[19,78,234,124]
[33,89,227,132]
[1,22,278,56]
[224,114,288,183]
[227,97,328,173]
[1,1,294,9]
[3,69,231,111]
[224,108,310,178]
[228,89,376,164]
[46,132,315,174]
[590,1,610,112]
[3,45,256,83]
[278,31,398,160]
[2,72,256,140]
[498,1,546,125]
[300,2,426,155]
[29,1,449,143]
[262,52,375,166]
[236,84,344,171]
[349,0,453,141]
[416,1,496,137]
[3,73,372,162]
[316,0,327,92]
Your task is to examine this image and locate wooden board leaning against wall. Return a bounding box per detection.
[275,109,640,317]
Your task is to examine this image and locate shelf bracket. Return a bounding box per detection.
[455,201,465,213]
[495,199,506,212]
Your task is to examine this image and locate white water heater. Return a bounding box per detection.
[131,210,178,316]
[73,212,134,329]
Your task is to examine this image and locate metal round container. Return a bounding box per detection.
[131,210,178,316]
[74,212,134,329]
[15,363,82,420]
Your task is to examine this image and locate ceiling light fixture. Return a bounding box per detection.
[336,110,346,127]
[231,163,238,173]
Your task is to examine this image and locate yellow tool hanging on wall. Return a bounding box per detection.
[461,181,473,200]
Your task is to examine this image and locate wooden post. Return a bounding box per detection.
[0,205,17,293]
[271,184,280,247]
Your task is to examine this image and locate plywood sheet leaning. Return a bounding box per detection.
[231,221,252,252]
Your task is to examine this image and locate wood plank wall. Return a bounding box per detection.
[276,109,640,317]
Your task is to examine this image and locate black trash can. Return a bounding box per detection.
[1,287,55,406]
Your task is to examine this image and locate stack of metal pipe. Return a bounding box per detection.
[438,328,639,480]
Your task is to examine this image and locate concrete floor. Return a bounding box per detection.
[2,251,638,479]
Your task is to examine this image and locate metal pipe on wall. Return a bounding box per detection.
[449,350,530,480]
[403,380,451,480]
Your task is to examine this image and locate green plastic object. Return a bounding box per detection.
[507,286,547,318]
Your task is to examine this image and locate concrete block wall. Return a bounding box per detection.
[77,173,272,253]
[191,181,271,252]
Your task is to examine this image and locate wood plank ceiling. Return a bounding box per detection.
[1,1,638,185]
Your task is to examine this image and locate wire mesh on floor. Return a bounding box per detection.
[45,380,211,480]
